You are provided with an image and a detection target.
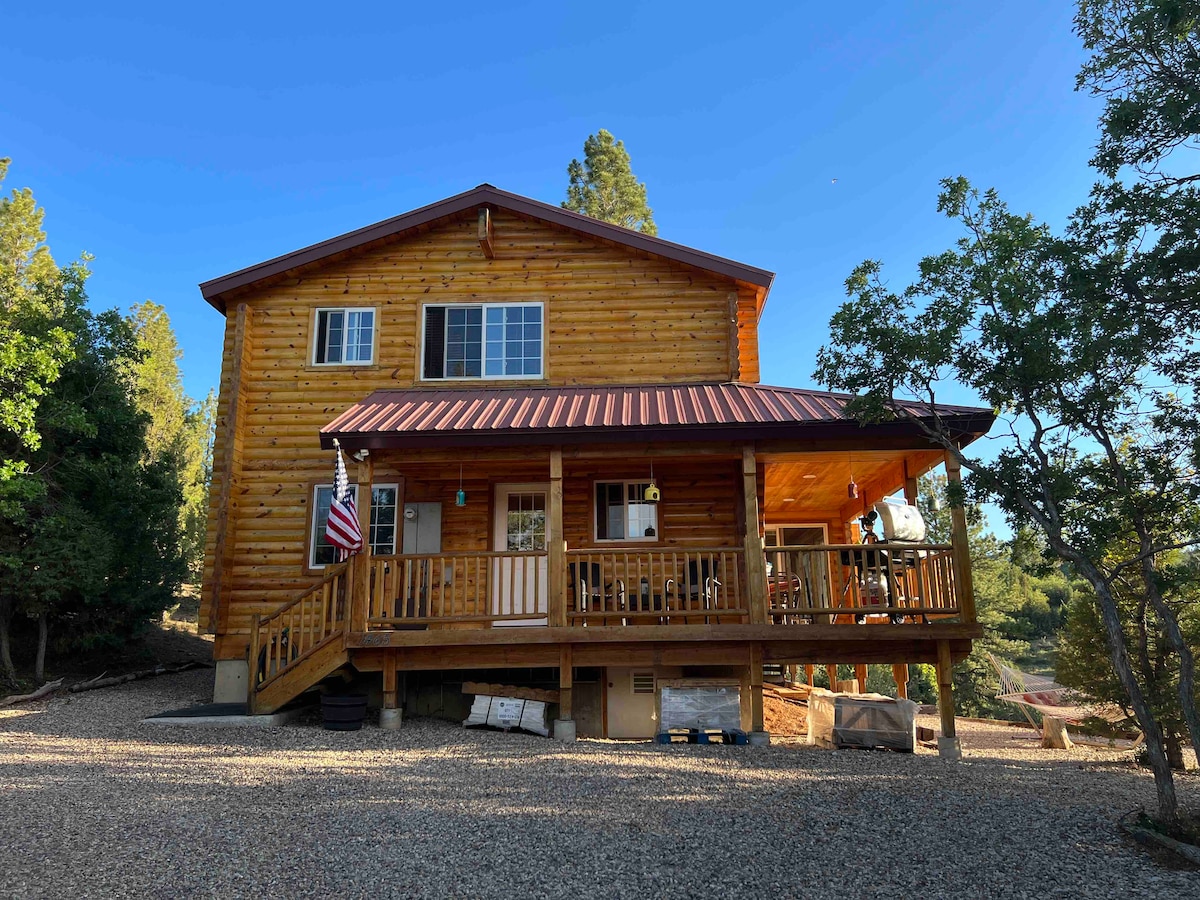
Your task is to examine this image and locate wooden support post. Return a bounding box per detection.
[826,664,839,689]
[903,459,919,506]
[741,445,769,625]
[944,452,977,623]
[936,640,956,739]
[383,652,398,709]
[749,644,765,734]
[559,644,573,722]
[351,452,375,633]
[854,664,868,694]
[892,663,909,700]
[804,664,815,686]
[477,207,494,258]
[548,447,565,628]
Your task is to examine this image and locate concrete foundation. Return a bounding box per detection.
[143,707,303,728]
[938,736,963,761]
[748,730,771,747]
[380,708,403,731]
[212,659,249,704]
[553,719,577,743]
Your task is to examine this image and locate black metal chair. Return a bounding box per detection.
[568,562,624,624]
[666,559,722,623]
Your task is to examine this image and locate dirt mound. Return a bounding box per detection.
[764,694,807,736]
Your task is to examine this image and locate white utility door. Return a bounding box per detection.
[492,484,550,626]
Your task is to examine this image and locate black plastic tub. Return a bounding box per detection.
[321,693,368,731]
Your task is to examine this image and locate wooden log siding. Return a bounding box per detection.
[199,210,760,655]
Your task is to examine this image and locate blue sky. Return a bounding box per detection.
[3,1,1101,407]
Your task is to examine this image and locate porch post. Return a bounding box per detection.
[936,639,962,760]
[351,452,374,633]
[943,452,977,623]
[740,445,769,625]
[748,643,769,744]
[548,447,565,628]
[381,650,402,730]
[554,643,576,742]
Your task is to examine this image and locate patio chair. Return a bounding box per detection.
[666,559,722,623]
[568,562,625,625]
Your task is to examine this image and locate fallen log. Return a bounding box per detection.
[0,677,65,708]
[67,660,209,694]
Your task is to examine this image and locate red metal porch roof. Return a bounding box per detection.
[320,383,993,450]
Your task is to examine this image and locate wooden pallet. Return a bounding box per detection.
[655,728,749,745]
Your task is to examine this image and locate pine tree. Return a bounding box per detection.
[563,130,657,235]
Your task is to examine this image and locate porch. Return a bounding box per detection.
[248,440,979,732]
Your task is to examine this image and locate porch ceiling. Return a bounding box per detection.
[762,448,944,522]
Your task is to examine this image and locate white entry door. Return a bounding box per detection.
[492,484,550,626]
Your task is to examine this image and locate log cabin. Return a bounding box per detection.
[198,184,993,752]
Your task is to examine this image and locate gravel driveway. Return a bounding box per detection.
[1,669,1196,899]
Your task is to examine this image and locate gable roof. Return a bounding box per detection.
[320,382,994,450]
[199,184,776,313]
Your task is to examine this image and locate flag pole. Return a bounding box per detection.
[352,448,374,632]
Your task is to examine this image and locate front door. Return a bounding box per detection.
[492,484,549,626]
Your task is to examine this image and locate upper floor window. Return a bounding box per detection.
[309,483,398,568]
[314,308,375,365]
[422,303,543,379]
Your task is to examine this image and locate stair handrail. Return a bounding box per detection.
[249,559,352,693]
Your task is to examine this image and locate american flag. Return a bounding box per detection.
[325,442,363,561]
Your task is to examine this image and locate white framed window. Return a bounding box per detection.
[313,308,375,365]
[595,481,658,542]
[309,483,398,568]
[422,302,543,379]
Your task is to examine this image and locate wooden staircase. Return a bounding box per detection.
[249,561,352,714]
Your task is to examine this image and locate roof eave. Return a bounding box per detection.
[199,184,776,314]
[319,412,994,453]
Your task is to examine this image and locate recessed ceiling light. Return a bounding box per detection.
[782,497,796,503]
[802,474,817,479]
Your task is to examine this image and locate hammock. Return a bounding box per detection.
[988,654,1130,725]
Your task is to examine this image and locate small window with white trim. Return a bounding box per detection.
[422,302,543,379]
[309,483,398,568]
[595,481,658,541]
[313,308,375,365]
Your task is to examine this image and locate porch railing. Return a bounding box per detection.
[764,543,959,623]
[345,542,960,632]
[365,551,549,627]
[249,560,350,689]
[564,547,748,625]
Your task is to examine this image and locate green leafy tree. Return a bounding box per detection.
[564,130,657,235]
[1076,0,1200,180]
[812,7,1200,828]
[815,174,1199,825]
[0,163,184,685]
[1058,548,1200,768]
[127,301,216,581]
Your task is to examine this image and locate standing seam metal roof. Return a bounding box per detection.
[320,382,990,440]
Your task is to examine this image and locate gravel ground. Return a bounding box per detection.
[1,669,1197,899]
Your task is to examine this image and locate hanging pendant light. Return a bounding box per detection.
[644,458,661,503]
[847,452,859,499]
[456,463,467,507]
